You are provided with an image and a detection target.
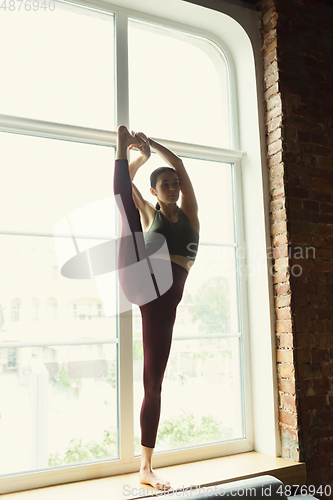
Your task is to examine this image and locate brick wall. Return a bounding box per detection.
[260,0,333,492]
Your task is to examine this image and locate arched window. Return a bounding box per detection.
[0,0,276,492]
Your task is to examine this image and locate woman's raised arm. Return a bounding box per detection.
[135,132,199,216]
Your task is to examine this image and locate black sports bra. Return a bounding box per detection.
[144,207,199,262]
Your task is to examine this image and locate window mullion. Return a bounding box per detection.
[115,10,135,464]
[115,11,130,128]
[232,159,253,447]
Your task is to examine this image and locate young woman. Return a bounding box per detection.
[113,125,200,490]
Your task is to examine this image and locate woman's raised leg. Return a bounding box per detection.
[113,126,159,304]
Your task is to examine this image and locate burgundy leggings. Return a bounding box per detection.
[113,159,188,448]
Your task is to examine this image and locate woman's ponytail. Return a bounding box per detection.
[156,202,161,210]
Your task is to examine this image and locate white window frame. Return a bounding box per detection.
[0,0,279,493]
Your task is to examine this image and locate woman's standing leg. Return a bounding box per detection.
[138,262,188,490]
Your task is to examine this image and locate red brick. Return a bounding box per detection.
[298,363,321,378]
[263,7,278,30]
[276,306,292,320]
[276,333,294,348]
[270,172,285,191]
[266,103,283,121]
[268,151,283,167]
[281,393,297,412]
[264,69,279,91]
[281,425,298,443]
[306,454,332,471]
[310,178,333,192]
[273,269,291,284]
[278,377,296,394]
[307,296,327,310]
[316,334,333,349]
[294,307,317,320]
[320,203,333,215]
[317,439,333,455]
[316,157,332,170]
[264,48,278,68]
[272,233,288,246]
[310,319,328,334]
[267,114,282,134]
[271,209,287,223]
[295,334,316,349]
[276,320,293,333]
[270,162,285,178]
[302,200,320,212]
[290,234,312,245]
[270,197,285,212]
[262,25,276,48]
[273,245,290,262]
[321,363,333,378]
[262,38,278,58]
[278,363,295,378]
[302,395,327,412]
[274,294,291,308]
[279,410,298,427]
[271,220,288,236]
[316,409,333,427]
[268,139,283,156]
[319,247,333,259]
[276,348,293,363]
[312,378,332,394]
[264,59,278,79]
[287,186,310,199]
[312,349,330,364]
[314,261,333,273]
[267,127,282,145]
[319,214,333,225]
[275,282,291,295]
[296,348,311,364]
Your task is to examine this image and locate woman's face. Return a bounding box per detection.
[151,172,180,204]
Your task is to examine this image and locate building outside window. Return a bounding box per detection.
[32,298,39,321]
[11,300,20,322]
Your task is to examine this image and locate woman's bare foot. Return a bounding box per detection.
[139,465,172,491]
[116,125,146,160]
[117,125,144,149]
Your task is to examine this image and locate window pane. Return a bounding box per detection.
[0,235,116,343]
[186,245,240,336]
[133,333,243,454]
[0,134,120,474]
[0,5,115,130]
[131,150,245,452]
[0,133,115,235]
[179,157,235,245]
[0,344,118,475]
[128,19,230,148]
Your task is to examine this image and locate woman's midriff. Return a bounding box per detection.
[148,253,194,272]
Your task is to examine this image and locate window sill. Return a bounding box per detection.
[2,452,306,499]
